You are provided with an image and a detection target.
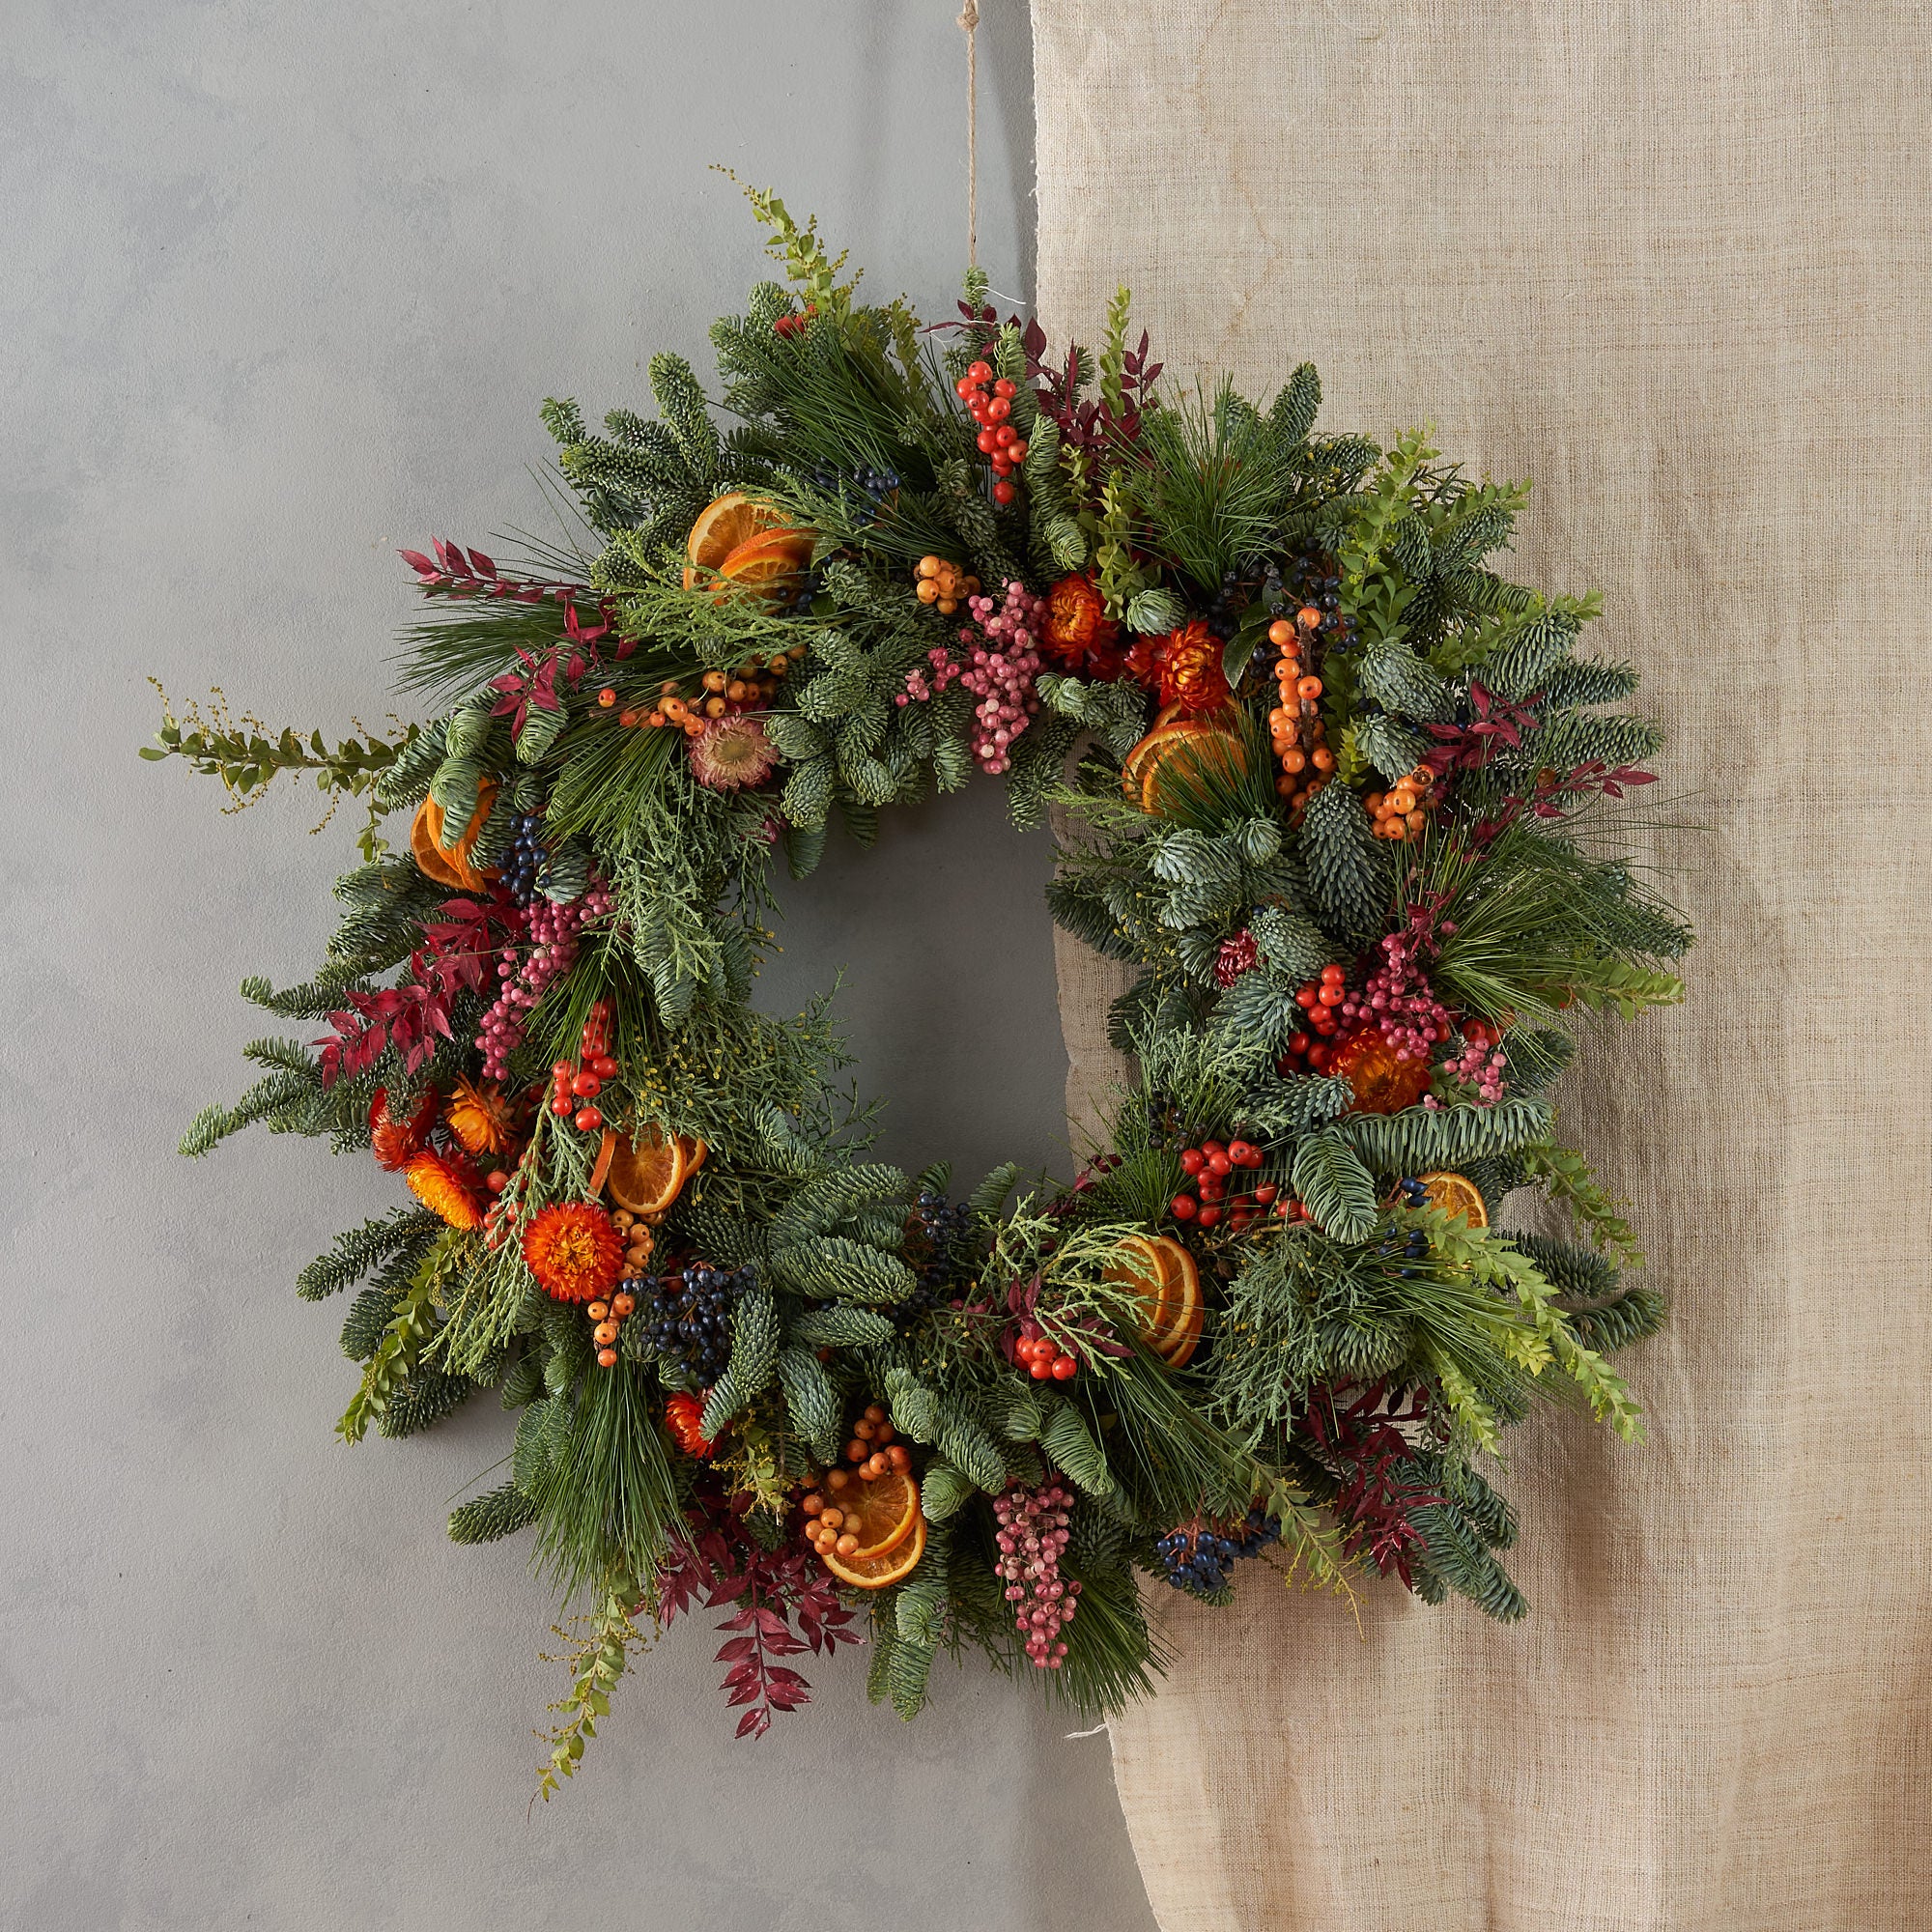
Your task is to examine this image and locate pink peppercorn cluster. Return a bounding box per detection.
[474,881,613,1079]
[896,580,1046,775]
[1332,927,1458,1065]
[1432,1016,1508,1106]
[992,1480,1080,1669]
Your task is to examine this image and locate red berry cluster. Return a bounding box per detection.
[1281,961,1350,1071]
[1015,1328,1078,1381]
[772,302,817,340]
[1170,1137,1277,1231]
[550,999,617,1133]
[954,359,1028,506]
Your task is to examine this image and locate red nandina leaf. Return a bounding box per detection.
[735,1709,770,1739]
[467,547,496,578]
[715,1635,756,1662]
[399,549,437,577]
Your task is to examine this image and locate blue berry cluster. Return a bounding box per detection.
[501,812,548,907]
[804,461,900,509]
[1155,1507,1281,1596]
[1389,1177,1432,1273]
[1203,567,1246,641]
[639,1260,755,1381]
[891,1187,975,1323]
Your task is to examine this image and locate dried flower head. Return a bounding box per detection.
[522,1202,624,1304]
[404,1149,486,1228]
[445,1076,514,1157]
[688,716,779,791]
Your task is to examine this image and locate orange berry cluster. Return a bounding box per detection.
[584,1289,639,1369]
[913,554,982,616]
[608,1208,655,1281]
[1365,764,1439,842]
[600,650,806,734]
[799,1406,914,1558]
[1266,608,1336,816]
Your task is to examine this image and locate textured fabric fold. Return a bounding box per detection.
[1035,4,1932,1926]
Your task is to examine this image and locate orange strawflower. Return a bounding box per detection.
[404,1149,486,1228]
[1041,573,1122,677]
[444,1076,514,1157]
[370,1085,438,1173]
[665,1391,714,1457]
[1331,1031,1433,1116]
[1156,619,1232,716]
[522,1202,624,1304]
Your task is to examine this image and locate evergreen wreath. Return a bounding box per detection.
[150,186,1690,1795]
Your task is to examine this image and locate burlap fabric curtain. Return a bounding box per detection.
[1032,5,1932,1927]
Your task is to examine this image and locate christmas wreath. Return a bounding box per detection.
[151,187,1689,1794]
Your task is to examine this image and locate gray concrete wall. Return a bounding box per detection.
[0,5,1158,1925]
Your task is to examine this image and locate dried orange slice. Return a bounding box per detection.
[1141,726,1245,813]
[1102,1234,1175,1345]
[1120,719,1203,798]
[676,1135,707,1179]
[1159,1295,1205,1369]
[683,491,796,586]
[1151,1239,1202,1360]
[837,1468,921,1562]
[710,528,812,605]
[602,1124,688,1217]
[410,781,497,893]
[1417,1170,1489,1228]
[821,1511,926,1590]
[587,1127,618,1198]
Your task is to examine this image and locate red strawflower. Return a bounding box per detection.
[665,1392,714,1457]
[404,1149,487,1229]
[369,1085,439,1172]
[522,1202,624,1304]
[1157,619,1232,715]
[1040,574,1122,676]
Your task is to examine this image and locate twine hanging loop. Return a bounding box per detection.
[958,1,980,268]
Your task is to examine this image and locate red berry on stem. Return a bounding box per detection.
[955,376,978,399]
[574,1106,603,1132]
[1050,1355,1077,1380]
[992,480,1016,505]
[1170,1194,1198,1221]
[1197,1205,1223,1230]
[1208,1151,1233,1177]
[1179,1148,1206,1175]
[967,360,993,383]
[1030,1357,1054,1380]
[572,1070,601,1097]
[1255,1183,1279,1205]
[590,1055,618,1079]
[992,377,1016,398]
[551,1096,573,1116]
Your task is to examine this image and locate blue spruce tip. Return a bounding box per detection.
[1155,1506,1282,1597]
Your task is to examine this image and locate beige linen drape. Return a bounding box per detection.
[1033,4,1932,1927]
